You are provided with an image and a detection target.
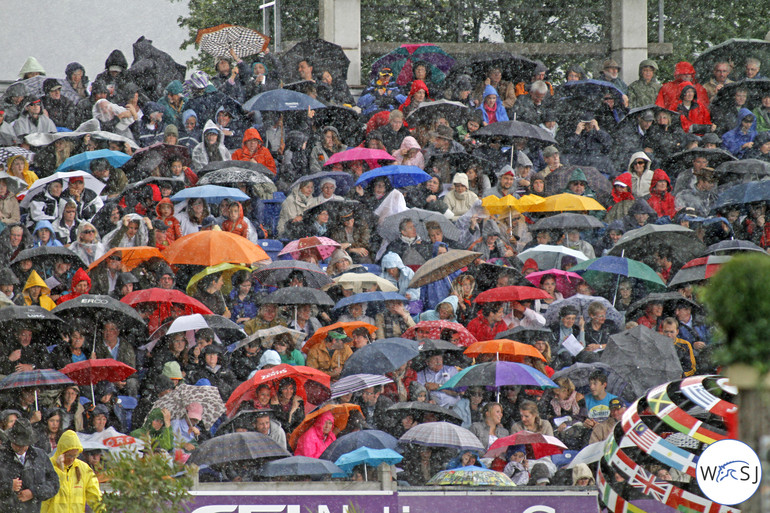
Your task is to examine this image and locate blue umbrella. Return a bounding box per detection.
[258,455,344,477]
[334,447,403,476]
[340,338,420,378]
[170,185,249,204]
[320,430,399,462]
[333,291,407,311]
[56,149,132,172]
[244,89,326,112]
[355,165,431,188]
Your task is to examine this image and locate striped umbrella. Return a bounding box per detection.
[399,421,484,452]
[668,255,731,288]
[0,369,75,410]
[330,374,393,399]
[187,432,289,466]
[370,44,456,87]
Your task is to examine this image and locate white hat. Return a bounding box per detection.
[452,173,469,188]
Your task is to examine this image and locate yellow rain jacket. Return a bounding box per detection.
[41,430,103,513]
[7,155,39,188]
[19,270,57,310]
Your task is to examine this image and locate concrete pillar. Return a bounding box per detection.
[610,0,648,85]
[319,0,361,85]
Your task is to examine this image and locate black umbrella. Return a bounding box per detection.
[243,89,326,112]
[495,325,553,344]
[198,168,274,187]
[693,39,770,83]
[259,287,334,306]
[0,306,64,335]
[313,106,364,146]
[617,104,681,130]
[419,339,465,353]
[9,246,86,272]
[253,260,333,289]
[320,430,399,462]
[550,362,636,403]
[704,239,767,256]
[280,39,351,82]
[405,100,471,128]
[259,455,343,477]
[187,432,290,466]
[541,164,612,199]
[624,292,702,321]
[712,79,770,110]
[475,120,556,145]
[122,143,192,181]
[661,148,737,179]
[340,338,420,377]
[474,263,530,292]
[450,52,537,85]
[608,224,707,267]
[198,160,274,179]
[52,294,146,335]
[126,36,187,103]
[715,158,770,185]
[387,401,463,425]
[531,213,605,232]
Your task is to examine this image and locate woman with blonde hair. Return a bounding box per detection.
[510,400,553,436]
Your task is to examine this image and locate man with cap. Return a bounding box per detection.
[482,165,519,198]
[231,127,276,173]
[60,175,102,222]
[423,125,465,164]
[306,329,353,379]
[254,409,287,450]
[13,96,56,138]
[357,66,407,117]
[0,418,59,512]
[598,59,628,96]
[190,344,238,401]
[656,61,710,111]
[588,398,626,443]
[566,112,613,159]
[159,80,187,128]
[41,78,75,129]
[537,145,563,178]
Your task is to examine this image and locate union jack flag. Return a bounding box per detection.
[629,468,671,501]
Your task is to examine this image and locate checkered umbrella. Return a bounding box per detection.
[153,383,226,430]
[196,24,270,60]
[399,421,484,451]
[330,374,393,399]
[0,146,35,168]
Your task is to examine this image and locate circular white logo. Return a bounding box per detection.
[697,439,761,505]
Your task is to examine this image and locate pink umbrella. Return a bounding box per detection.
[525,269,584,298]
[323,147,395,170]
[278,236,341,261]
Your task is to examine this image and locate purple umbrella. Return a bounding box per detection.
[439,361,557,392]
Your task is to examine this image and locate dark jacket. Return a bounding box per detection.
[0,443,59,513]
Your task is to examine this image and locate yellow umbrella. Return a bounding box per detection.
[186,263,252,296]
[524,193,605,213]
[516,194,546,212]
[481,195,519,216]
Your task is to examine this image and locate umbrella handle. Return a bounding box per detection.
[35,390,38,412]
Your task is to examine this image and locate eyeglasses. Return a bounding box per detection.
[634,161,646,166]
[82,229,95,234]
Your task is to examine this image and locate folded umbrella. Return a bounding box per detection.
[355,165,431,188]
[187,432,289,466]
[399,421,484,452]
[409,250,481,288]
[320,430,399,462]
[330,374,394,399]
[259,455,344,477]
[340,338,420,378]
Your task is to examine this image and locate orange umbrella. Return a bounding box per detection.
[464,339,545,363]
[87,246,167,272]
[301,321,377,354]
[163,231,269,266]
[288,403,362,450]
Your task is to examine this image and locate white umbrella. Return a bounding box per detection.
[517,244,589,271]
[0,172,28,195]
[564,437,635,468]
[141,313,211,352]
[227,325,305,353]
[331,272,398,293]
[18,170,105,208]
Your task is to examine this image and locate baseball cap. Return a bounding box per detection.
[609,398,623,410]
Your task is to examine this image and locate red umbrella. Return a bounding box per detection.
[474,286,552,304]
[668,255,731,288]
[226,364,331,417]
[402,320,478,347]
[61,358,137,403]
[121,288,213,333]
[484,431,567,460]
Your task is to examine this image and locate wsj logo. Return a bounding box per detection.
[697,439,762,506]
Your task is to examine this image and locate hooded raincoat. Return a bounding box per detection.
[627,151,654,199]
[231,128,277,173]
[130,408,174,451]
[627,59,662,109]
[477,85,509,125]
[294,411,337,458]
[40,430,103,513]
[722,107,757,158]
[16,270,57,310]
[646,168,676,218]
[191,120,232,171]
[381,252,420,301]
[277,179,314,237]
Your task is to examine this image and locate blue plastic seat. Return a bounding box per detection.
[258,239,284,260]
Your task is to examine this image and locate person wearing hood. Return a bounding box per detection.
[605,172,635,222]
[626,151,654,199]
[571,462,595,487]
[294,411,337,458]
[94,49,130,99]
[477,85,509,125]
[419,295,459,322]
[178,109,201,150]
[310,126,347,174]
[445,73,476,108]
[483,164,519,198]
[277,179,314,237]
[32,220,63,248]
[656,61,710,111]
[444,173,479,221]
[189,345,238,402]
[1,82,30,124]
[621,198,657,232]
[158,79,187,128]
[0,174,21,228]
[68,222,104,267]
[627,59,661,109]
[64,62,89,102]
[191,119,232,171]
[7,155,38,188]
[13,96,56,139]
[51,200,83,246]
[220,201,249,239]
[399,80,431,118]
[392,135,425,168]
[722,108,757,157]
[675,82,713,135]
[18,57,45,80]
[381,251,421,302]
[55,268,91,305]
[41,430,103,513]
[91,97,137,141]
[130,408,174,451]
[473,66,517,110]
[647,169,676,218]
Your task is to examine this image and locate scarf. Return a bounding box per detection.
[400,234,418,245]
[550,390,581,416]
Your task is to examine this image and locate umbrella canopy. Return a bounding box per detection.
[427,467,515,487]
[149,314,246,352]
[197,168,274,187]
[61,359,136,386]
[625,292,702,321]
[355,165,431,188]
[259,287,334,306]
[292,173,357,198]
[253,260,332,289]
[227,325,304,353]
[387,401,463,425]
[715,158,770,185]
[419,339,466,353]
[185,263,252,296]
[324,147,395,167]
[0,306,60,334]
[406,99,470,127]
[198,160,274,179]
[378,208,461,242]
[334,447,403,475]
[543,294,624,327]
[704,239,766,256]
[495,325,553,344]
[163,231,269,266]
[87,246,166,273]
[455,52,537,84]
[53,294,146,332]
[408,250,481,288]
[601,325,684,397]
[56,149,131,173]
[550,362,636,403]
[0,172,27,196]
[524,269,584,297]
[399,422,484,451]
[712,180,770,211]
[330,374,394,399]
[16,76,81,104]
[259,455,343,477]
[302,321,378,354]
[281,38,350,82]
[693,38,770,82]
[464,339,545,363]
[439,361,557,391]
[152,383,226,429]
[340,338,420,378]
[187,432,289,466]
[403,320,478,348]
[18,171,106,208]
[661,148,736,178]
[570,256,666,292]
[531,213,605,232]
[0,369,74,391]
[244,89,326,112]
[517,244,590,271]
[712,79,770,111]
[608,224,707,266]
[320,430,399,462]
[226,364,331,417]
[9,246,85,272]
[332,272,398,293]
[485,431,568,460]
[333,292,407,311]
[122,143,192,181]
[541,165,613,199]
[667,255,731,288]
[474,120,556,145]
[122,288,213,315]
[370,43,455,87]
[0,146,35,168]
[474,285,551,304]
[195,24,270,59]
[482,195,526,217]
[278,236,340,261]
[524,193,605,213]
[288,403,362,450]
[170,185,249,204]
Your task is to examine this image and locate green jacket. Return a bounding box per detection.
[130,408,175,451]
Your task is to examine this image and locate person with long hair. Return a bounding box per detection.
[178,197,210,236]
[510,400,553,435]
[469,402,508,450]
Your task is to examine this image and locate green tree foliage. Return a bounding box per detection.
[701,254,770,375]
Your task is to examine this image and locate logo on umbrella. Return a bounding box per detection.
[82,298,110,305]
[261,368,290,380]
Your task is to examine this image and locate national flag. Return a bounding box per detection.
[681,383,719,411]
[628,422,658,452]
[629,468,672,502]
[647,388,674,416]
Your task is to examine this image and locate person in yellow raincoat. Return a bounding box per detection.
[41,430,103,513]
[14,270,56,310]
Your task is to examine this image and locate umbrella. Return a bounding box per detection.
[333,292,407,311]
[320,430,399,462]
[427,467,515,487]
[227,325,304,353]
[259,287,334,306]
[386,402,463,425]
[403,320,478,348]
[378,208,461,242]
[9,246,85,272]
[608,224,707,266]
[474,285,552,304]
[170,185,249,204]
[667,255,731,288]
[340,338,420,378]
[713,180,770,211]
[324,147,395,167]
[16,76,81,104]
[456,52,537,85]
[278,236,340,261]
[570,256,666,294]
[187,432,289,466]
[524,269,584,297]
[197,169,274,190]
[464,339,546,363]
[18,171,105,208]
[334,447,403,476]
[121,288,213,316]
[494,326,553,344]
[601,325,684,398]
[152,383,226,430]
[485,431,568,460]
[288,403,362,450]
[259,455,343,477]
[550,362,636,403]
[53,294,146,333]
[355,165,431,188]
[195,24,270,59]
[543,294,624,327]
[557,79,624,104]
[61,358,136,403]
[253,260,332,289]
[474,120,557,145]
[524,193,606,213]
[118,177,186,203]
[0,146,35,168]
[0,369,75,410]
[163,231,269,266]
[617,105,681,130]
[712,79,770,109]
[302,321,378,354]
[331,272,398,293]
[439,361,558,391]
[185,263,252,296]
[717,159,770,184]
[370,43,455,87]
[399,422,484,451]
[693,38,770,83]
[55,149,131,173]
[149,314,246,352]
[243,89,326,112]
[418,339,465,353]
[661,148,736,178]
[226,364,331,417]
[0,172,27,196]
[406,100,470,127]
[198,160,274,179]
[0,306,61,335]
[624,292,702,321]
[330,374,394,399]
[541,165,613,200]
[281,38,350,82]
[122,143,191,181]
[291,172,356,197]
[408,250,481,288]
[87,246,167,273]
[704,239,766,256]
[530,213,605,232]
[313,106,363,146]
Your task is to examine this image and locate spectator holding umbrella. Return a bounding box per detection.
[130,408,174,451]
[467,302,508,342]
[294,411,336,458]
[306,329,352,380]
[270,377,305,434]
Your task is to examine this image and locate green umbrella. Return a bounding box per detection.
[570,255,666,304]
[186,262,252,296]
